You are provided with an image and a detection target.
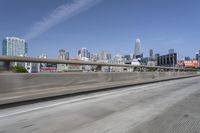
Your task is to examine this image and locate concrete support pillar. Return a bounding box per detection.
[4,61,10,71]
[96,65,102,72]
[132,67,135,72]
[108,66,111,72]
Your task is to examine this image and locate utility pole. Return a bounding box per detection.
[198,50,200,70]
[173,54,175,72]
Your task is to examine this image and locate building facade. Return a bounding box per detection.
[78,48,90,58]
[184,57,191,61]
[2,37,28,56]
[169,49,175,54]
[134,38,141,58]
[98,51,112,61]
[57,49,69,72]
[149,49,154,60]
[156,53,177,67]
[58,49,69,60]
[195,52,199,61]
[198,50,200,69]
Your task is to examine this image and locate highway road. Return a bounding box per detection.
[0,77,200,133]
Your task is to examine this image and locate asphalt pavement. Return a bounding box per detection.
[0,77,200,133]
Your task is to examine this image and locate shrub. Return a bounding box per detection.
[13,66,28,73]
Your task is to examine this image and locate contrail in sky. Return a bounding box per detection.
[23,0,102,40]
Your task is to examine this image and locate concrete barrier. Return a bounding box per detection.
[0,72,199,106]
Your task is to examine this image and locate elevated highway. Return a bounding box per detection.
[0,55,197,71]
[0,56,200,133]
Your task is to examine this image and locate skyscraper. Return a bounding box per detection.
[57,49,69,72]
[65,51,70,60]
[195,52,199,60]
[149,49,154,59]
[58,49,69,60]
[199,50,200,68]
[169,49,175,54]
[2,37,28,56]
[78,48,89,58]
[134,38,141,58]
[98,51,112,61]
[185,57,191,61]
[90,53,98,61]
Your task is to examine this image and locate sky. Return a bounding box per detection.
[0,0,200,59]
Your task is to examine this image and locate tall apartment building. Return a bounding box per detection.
[134,38,141,58]
[2,37,28,70]
[98,51,112,61]
[149,49,154,60]
[57,49,69,71]
[78,48,90,58]
[2,37,28,56]
[58,49,69,60]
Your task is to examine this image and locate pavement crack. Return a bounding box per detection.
[21,124,33,129]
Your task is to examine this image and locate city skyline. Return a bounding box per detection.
[1,36,199,61]
[1,0,200,58]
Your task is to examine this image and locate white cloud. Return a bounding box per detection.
[23,0,102,40]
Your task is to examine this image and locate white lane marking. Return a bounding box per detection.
[0,79,190,118]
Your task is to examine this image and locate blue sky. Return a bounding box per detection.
[0,0,200,59]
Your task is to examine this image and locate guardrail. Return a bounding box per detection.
[0,55,197,71]
[0,72,199,106]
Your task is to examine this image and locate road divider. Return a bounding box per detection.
[0,72,199,106]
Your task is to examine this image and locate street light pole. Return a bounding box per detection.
[173,54,175,72]
[198,50,200,71]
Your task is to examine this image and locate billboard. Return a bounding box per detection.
[177,60,199,68]
[40,63,57,72]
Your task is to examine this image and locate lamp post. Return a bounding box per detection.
[173,54,175,72]
[198,50,200,70]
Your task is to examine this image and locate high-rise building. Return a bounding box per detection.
[90,53,98,61]
[195,52,199,60]
[87,52,91,59]
[98,51,112,61]
[155,53,160,59]
[58,49,66,60]
[149,49,154,59]
[156,53,177,67]
[169,49,175,54]
[58,49,69,60]
[124,55,131,61]
[155,53,160,65]
[39,54,48,59]
[134,38,141,58]
[2,37,28,56]
[130,53,134,60]
[78,48,89,58]
[198,50,200,69]
[64,50,69,60]
[185,57,191,61]
[113,54,124,64]
[57,49,69,71]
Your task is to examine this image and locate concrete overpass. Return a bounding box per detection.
[0,55,197,71]
[0,56,200,133]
